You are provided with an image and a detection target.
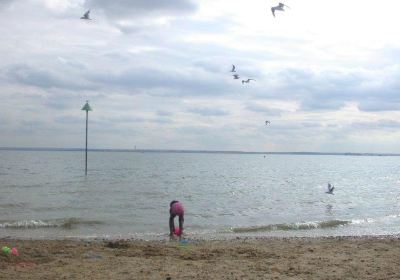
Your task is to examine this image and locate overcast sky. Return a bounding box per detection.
[1,0,400,152]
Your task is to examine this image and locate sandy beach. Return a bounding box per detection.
[1,236,400,279]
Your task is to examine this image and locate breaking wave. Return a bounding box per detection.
[0,218,103,229]
[231,219,351,233]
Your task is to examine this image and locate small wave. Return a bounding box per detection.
[231,219,351,233]
[0,218,103,229]
[0,202,28,209]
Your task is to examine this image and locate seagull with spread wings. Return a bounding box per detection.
[271,3,289,17]
[242,78,255,84]
[325,183,334,194]
[81,10,91,20]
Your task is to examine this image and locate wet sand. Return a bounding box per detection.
[1,236,400,279]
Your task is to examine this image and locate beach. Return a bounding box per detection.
[2,236,400,279]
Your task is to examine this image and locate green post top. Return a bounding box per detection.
[81,101,92,112]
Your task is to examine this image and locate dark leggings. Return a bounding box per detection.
[169,214,184,235]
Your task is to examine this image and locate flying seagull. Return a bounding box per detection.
[233,74,240,79]
[81,10,91,20]
[325,183,334,194]
[271,3,289,17]
[231,65,236,72]
[242,79,255,84]
[265,121,270,125]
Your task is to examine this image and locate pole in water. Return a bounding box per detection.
[81,101,92,175]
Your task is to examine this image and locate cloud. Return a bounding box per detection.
[54,115,82,125]
[4,64,97,91]
[187,107,229,116]
[157,110,173,117]
[299,96,347,111]
[245,103,288,116]
[87,66,234,97]
[97,116,148,124]
[92,115,174,127]
[378,120,400,129]
[267,67,400,112]
[351,120,400,130]
[18,120,48,132]
[84,0,197,19]
[357,99,400,112]
[0,0,14,9]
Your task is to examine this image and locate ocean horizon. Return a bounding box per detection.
[1,147,399,157]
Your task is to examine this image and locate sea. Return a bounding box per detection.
[1,150,400,240]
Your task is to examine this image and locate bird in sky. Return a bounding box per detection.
[81,10,91,20]
[325,183,334,194]
[231,65,236,72]
[233,74,240,79]
[242,79,255,84]
[265,121,270,125]
[271,3,289,17]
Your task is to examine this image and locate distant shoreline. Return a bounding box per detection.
[0,147,399,156]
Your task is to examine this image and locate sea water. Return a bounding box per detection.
[1,150,399,239]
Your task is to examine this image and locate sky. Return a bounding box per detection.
[1,0,400,153]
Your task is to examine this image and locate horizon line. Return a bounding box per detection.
[0,147,399,156]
